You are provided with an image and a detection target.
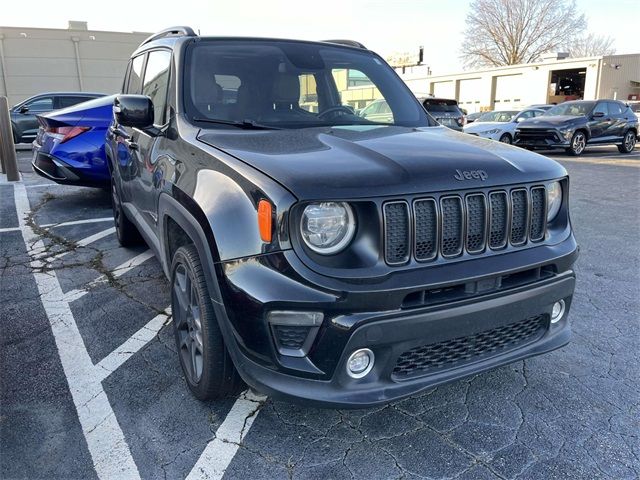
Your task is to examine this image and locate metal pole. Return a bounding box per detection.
[71,36,84,91]
[0,96,20,181]
[0,34,8,97]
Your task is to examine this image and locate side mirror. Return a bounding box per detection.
[592,111,605,118]
[114,95,154,129]
[19,105,29,114]
[516,117,525,122]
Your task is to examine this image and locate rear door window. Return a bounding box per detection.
[127,54,146,94]
[57,96,91,109]
[141,50,171,126]
[607,102,623,115]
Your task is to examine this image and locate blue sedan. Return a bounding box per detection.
[32,95,115,187]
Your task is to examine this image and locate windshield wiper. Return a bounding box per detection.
[192,118,281,130]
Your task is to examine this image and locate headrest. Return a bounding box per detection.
[194,73,223,105]
[272,74,300,104]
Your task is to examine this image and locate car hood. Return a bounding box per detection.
[518,115,583,128]
[197,125,566,199]
[463,121,509,133]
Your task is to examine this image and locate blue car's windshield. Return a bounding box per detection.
[184,40,433,129]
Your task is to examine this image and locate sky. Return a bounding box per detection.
[1,0,638,74]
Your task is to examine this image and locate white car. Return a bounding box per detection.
[463,109,545,144]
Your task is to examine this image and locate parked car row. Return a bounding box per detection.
[457,100,638,156]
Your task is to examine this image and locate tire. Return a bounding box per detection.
[171,244,243,400]
[617,130,637,154]
[110,178,142,246]
[566,130,587,156]
[498,133,512,144]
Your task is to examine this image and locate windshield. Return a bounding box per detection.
[184,40,432,129]
[544,102,595,117]
[476,111,518,122]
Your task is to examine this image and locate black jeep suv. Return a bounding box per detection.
[514,100,638,156]
[107,27,578,407]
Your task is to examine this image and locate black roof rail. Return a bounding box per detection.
[322,39,367,49]
[140,26,197,46]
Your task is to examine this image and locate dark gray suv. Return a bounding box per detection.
[514,100,638,156]
[10,92,105,144]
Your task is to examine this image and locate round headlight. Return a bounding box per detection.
[300,202,356,254]
[546,181,562,222]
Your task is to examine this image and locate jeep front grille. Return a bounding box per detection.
[383,185,547,265]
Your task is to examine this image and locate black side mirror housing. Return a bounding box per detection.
[114,95,154,129]
[19,105,29,114]
[592,111,605,118]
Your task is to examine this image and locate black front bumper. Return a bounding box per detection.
[232,273,574,407]
[219,237,578,408]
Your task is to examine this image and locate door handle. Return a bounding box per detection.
[109,125,131,140]
[124,139,139,151]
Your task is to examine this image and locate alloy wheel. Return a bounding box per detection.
[624,131,636,151]
[572,133,586,155]
[173,264,204,383]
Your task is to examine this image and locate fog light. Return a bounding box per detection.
[551,300,566,323]
[346,348,374,379]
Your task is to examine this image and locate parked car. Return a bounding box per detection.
[420,97,466,131]
[10,92,106,144]
[515,100,638,155]
[463,109,545,143]
[107,27,577,407]
[31,95,114,187]
[358,99,393,123]
[465,111,484,123]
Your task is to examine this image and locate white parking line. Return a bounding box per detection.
[46,227,116,262]
[186,390,267,480]
[41,217,114,228]
[96,309,171,380]
[63,249,155,303]
[13,182,141,479]
[0,217,113,235]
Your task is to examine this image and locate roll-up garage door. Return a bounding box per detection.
[432,80,455,99]
[458,78,482,112]
[493,74,523,108]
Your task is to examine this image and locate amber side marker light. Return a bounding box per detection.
[258,200,273,243]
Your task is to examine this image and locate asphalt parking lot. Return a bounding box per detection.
[1,145,639,480]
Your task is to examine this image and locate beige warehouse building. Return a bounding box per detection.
[0,22,150,105]
[398,53,640,113]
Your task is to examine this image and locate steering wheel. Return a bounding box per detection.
[317,106,354,119]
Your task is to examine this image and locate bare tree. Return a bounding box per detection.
[569,33,616,58]
[461,0,586,68]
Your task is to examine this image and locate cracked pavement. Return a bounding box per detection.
[1,147,639,479]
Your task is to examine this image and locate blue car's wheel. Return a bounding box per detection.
[111,178,142,247]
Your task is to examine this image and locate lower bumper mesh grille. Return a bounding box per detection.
[392,314,547,379]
